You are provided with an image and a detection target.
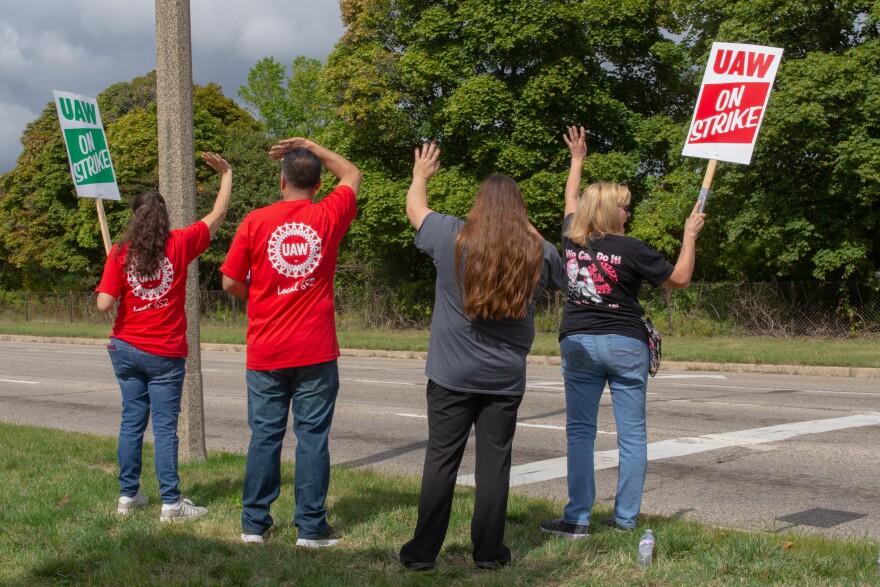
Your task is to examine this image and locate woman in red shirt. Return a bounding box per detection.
[96,152,232,521]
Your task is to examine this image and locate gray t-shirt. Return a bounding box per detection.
[416,212,565,395]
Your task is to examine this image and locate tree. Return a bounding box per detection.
[238,56,338,140]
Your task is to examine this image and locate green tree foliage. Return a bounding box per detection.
[327,0,685,178]
[238,56,337,140]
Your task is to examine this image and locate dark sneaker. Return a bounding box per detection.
[400,559,434,571]
[601,518,634,533]
[540,517,590,539]
[296,527,341,548]
[475,550,516,570]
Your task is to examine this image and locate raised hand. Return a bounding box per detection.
[413,142,441,181]
[563,126,587,160]
[268,137,313,160]
[201,152,231,174]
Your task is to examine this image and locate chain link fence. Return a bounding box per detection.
[1,282,879,337]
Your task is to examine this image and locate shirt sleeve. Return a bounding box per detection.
[415,212,462,261]
[317,185,357,232]
[95,245,124,297]
[220,217,251,282]
[177,220,211,266]
[542,240,566,291]
[636,241,674,287]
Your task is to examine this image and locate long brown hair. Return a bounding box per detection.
[565,182,631,246]
[114,191,171,277]
[454,175,543,320]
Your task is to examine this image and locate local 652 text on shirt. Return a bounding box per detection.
[221,185,356,371]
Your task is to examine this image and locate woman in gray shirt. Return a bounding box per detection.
[398,143,565,570]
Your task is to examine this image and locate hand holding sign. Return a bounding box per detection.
[684,200,707,239]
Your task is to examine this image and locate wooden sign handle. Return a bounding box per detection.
[697,159,718,213]
[96,199,112,255]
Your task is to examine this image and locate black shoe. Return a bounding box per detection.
[475,549,515,570]
[601,518,634,533]
[540,517,590,538]
[399,556,434,571]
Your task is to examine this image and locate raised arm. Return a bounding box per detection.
[269,138,363,195]
[664,201,706,288]
[406,142,440,230]
[199,152,233,238]
[563,126,587,217]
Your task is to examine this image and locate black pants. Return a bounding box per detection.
[399,380,522,564]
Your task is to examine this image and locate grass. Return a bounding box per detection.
[1,422,877,586]
[1,320,879,368]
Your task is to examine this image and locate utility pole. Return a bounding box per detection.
[155,0,206,461]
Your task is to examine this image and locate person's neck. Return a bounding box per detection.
[280,190,313,202]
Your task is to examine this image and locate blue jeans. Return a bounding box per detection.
[561,334,649,528]
[108,337,185,504]
[241,361,339,538]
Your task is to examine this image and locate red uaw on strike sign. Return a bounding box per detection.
[682,42,783,165]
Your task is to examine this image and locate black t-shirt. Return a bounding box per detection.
[560,214,673,343]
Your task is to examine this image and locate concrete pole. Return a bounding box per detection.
[155,0,207,461]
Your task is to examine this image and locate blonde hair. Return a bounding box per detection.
[565,182,631,247]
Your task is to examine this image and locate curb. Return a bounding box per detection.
[2,334,878,378]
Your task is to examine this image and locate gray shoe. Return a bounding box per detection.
[117,492,148,515]
[159,498,207,522]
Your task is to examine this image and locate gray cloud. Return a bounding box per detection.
[0,0,344,174]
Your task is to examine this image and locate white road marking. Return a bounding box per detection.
[392,413,611,433]
[458,413,880,487]
[0,378,39,385]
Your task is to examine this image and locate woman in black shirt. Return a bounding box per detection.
[540,127,705,537]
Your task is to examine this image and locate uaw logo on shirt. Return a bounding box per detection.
[267,222,323,295]
[127,257,174,311]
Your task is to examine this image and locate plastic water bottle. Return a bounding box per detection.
[637,529,655,568]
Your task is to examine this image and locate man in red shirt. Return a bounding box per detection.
[221,138,361,547]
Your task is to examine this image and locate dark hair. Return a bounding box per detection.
[114,191,171,278]
[281,148,322,191]
[453,175,544,320]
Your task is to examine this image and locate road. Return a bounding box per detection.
[1,340,877,540]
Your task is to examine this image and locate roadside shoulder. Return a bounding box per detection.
[2,334,877,378]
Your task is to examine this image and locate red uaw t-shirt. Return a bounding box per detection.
[96,221,210,357]
[220,185,356,370]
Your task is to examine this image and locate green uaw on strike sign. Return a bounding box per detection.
[53,90,120,200]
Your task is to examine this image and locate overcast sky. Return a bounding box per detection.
[0,0,345,174]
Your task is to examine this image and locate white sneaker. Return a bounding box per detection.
[159,498,207,522]
[241,533,264,544]
[295,527,341,548]
[117,492,148,515]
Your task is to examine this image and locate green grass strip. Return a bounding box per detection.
[0,423,877,586]
[1,321,879,367]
